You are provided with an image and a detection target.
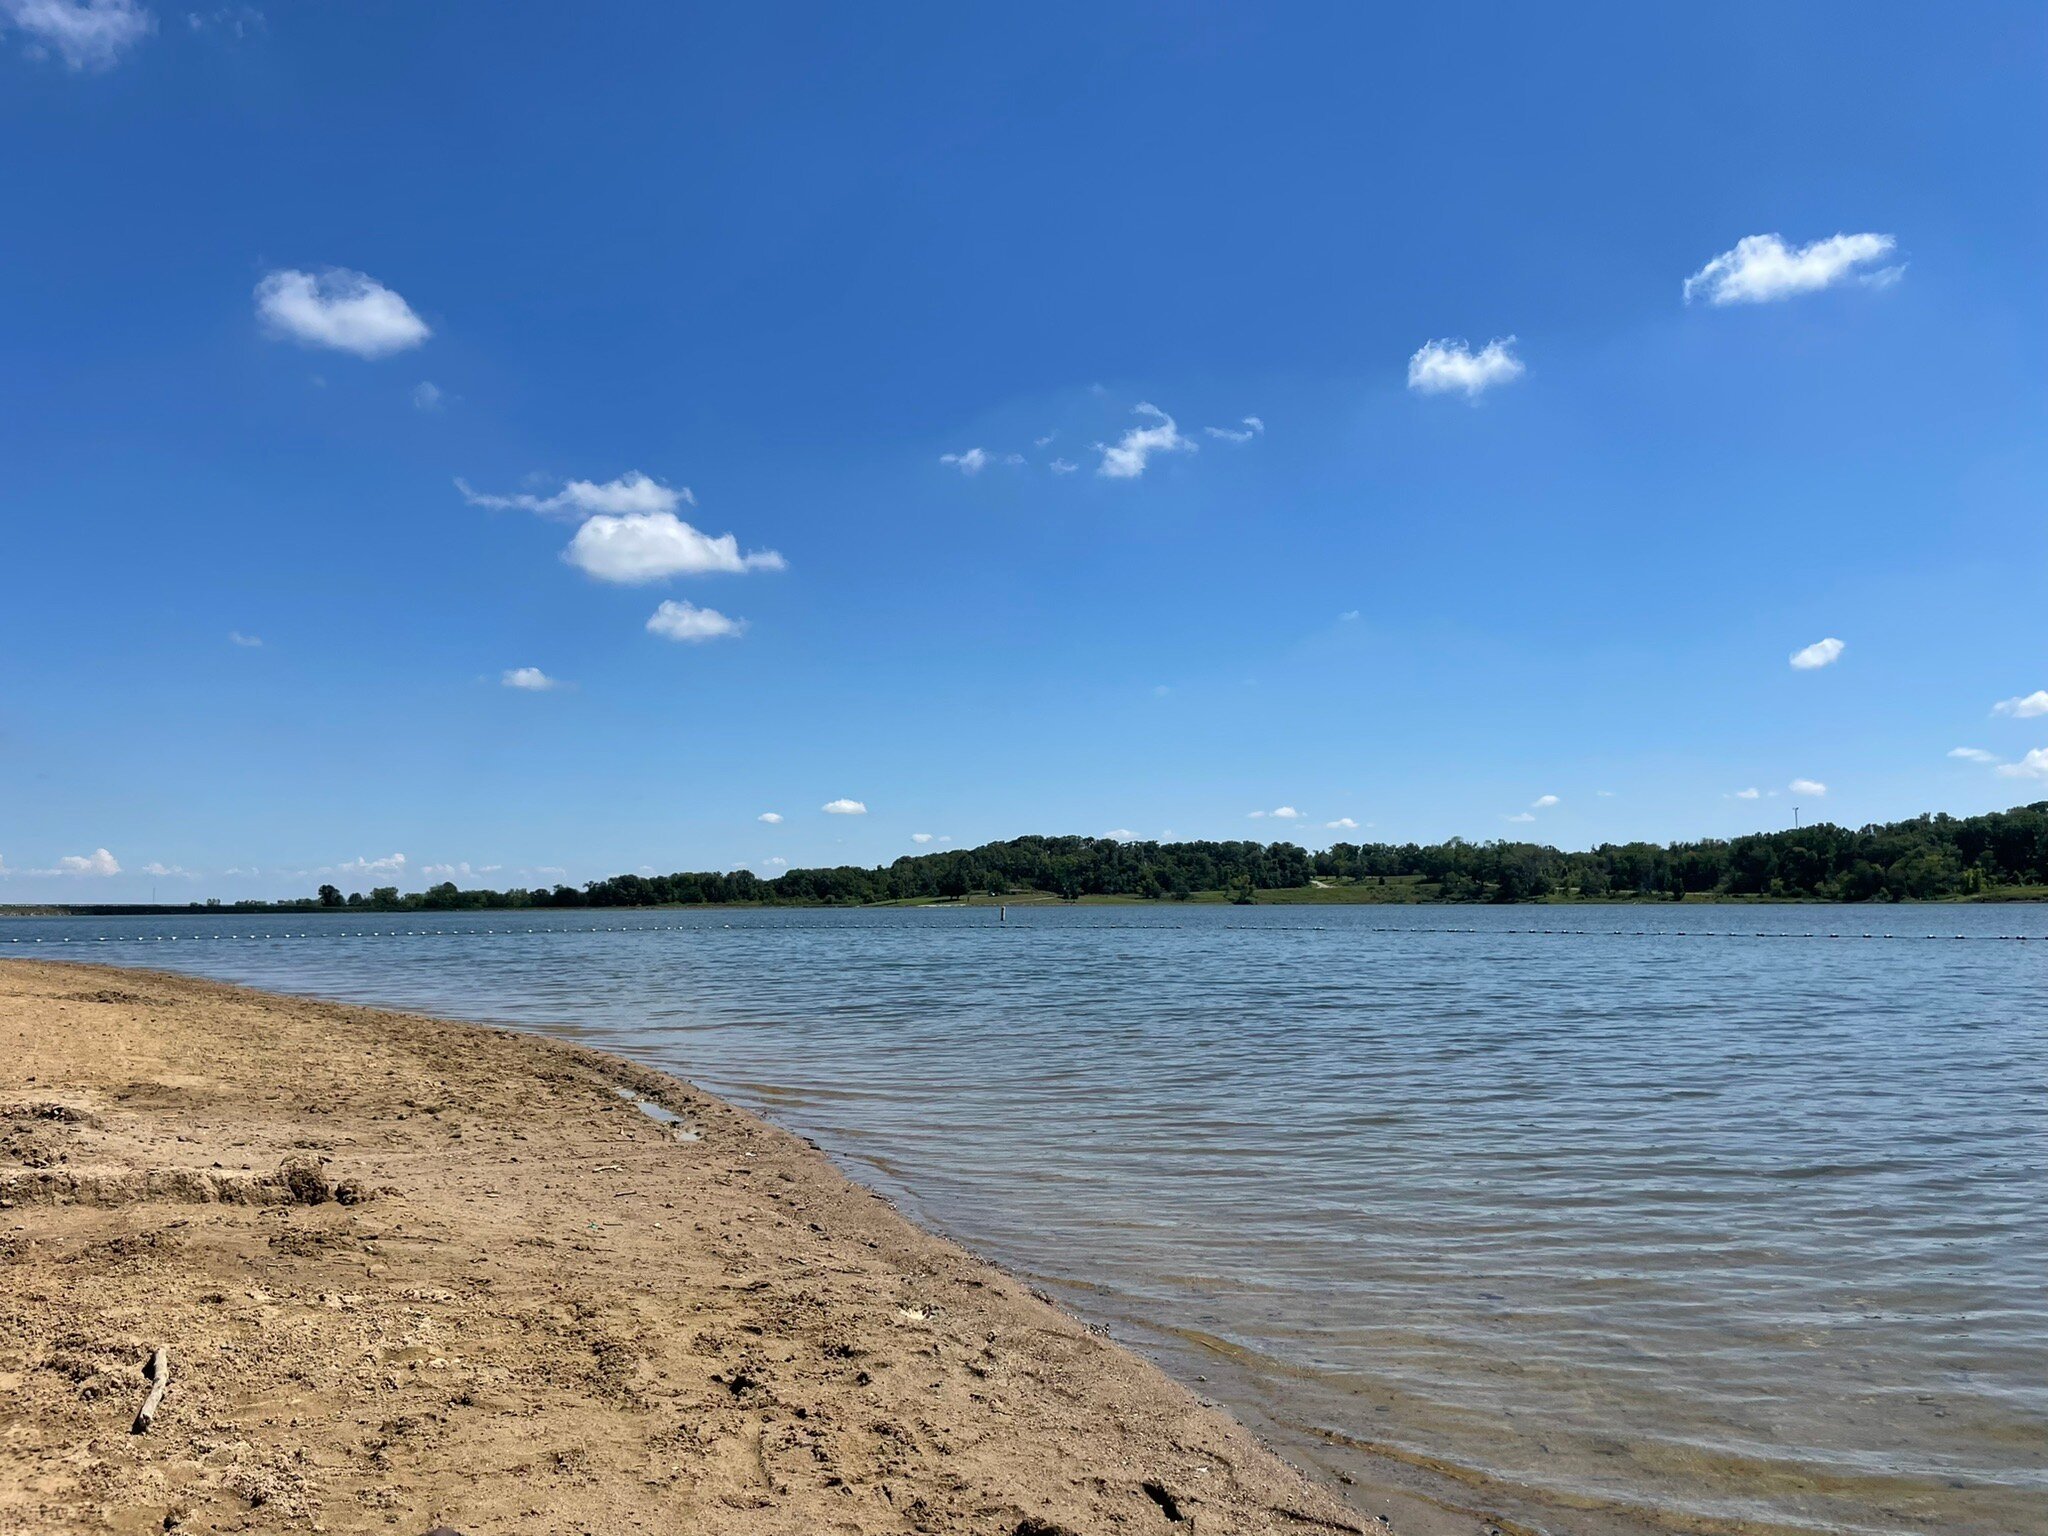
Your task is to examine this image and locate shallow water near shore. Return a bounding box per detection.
[12,904,2045,1535]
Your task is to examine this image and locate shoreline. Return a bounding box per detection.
[2,958,1510,1536]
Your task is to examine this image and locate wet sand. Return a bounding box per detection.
[0,960,1505,1535]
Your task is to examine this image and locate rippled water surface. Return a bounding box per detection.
[11,905,2045,1535]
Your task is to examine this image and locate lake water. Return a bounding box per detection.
[9,905,2044,1536]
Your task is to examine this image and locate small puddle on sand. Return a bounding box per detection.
[611,1085,701,1141]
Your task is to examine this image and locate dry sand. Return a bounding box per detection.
[0,960,1508,1536]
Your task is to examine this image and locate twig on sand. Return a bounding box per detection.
[132,1347,169,1434]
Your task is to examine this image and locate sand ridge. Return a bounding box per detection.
[0,959,1499,1536]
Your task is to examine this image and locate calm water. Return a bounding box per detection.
[9,905,2045,1536]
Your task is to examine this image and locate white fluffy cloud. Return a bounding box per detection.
[3,0,154,70]
[1325,817,1360,830]
[567,514,783,584]
[1247,806,1301,820]
[1204,416,1265,444]
[1948,748,1998,764]
[337,852,406,876]
[255,268,430,358]
[1096,403,1197,479]
[459,471,693,521]
[645,599,744,642]
[140,860,193,878]
[1732,787,1761,799]
[757,812,783,824]
[822,798,867,815]
[1992,690,2048,719]
[1504,812,1537,823]
[1407,337,1524,397]
[1996,748,2048,781]
[1790,637,1845,670]
[1684,233,1898,306]
[911,833,934,844]
[1789,778,1827,796]
[501,667,561,690]
[1531,794,1559,809]
[1049,458,1078,475]
[58,847,121,875]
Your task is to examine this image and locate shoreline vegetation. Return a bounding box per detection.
[0,959,1485,1535]
[8,802,2046,918]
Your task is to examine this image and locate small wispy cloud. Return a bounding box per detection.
[1504,812,1537,824]
[1325,817,1360,830]
[228,630,263,648]
[822,798,867,815]
[336,852,406,875]
[1948,748,1999,764]
[1684,233,1899,306]
[1203,415,1265,444]
[140,860,194,878]
[186,7,263,38]
[912,833,935,844]
[1247,806,1302,821]
[1103,829,1135,841]
[4,0,154,70]
[645,600,744,642]
[1096,403,1197,479]
[1407,337,1524,398]
[1732,787,1762,799]
[1789,778,1827,797]
[412,380,444,411]
[501,666,562,690]
[458,471,691,520]
[1049,458,1078,475]
[1790,637,1845,670]
[939,448,1021,476]
[255,268,430,358]
[758,812,783,824]
[1531,794,1559,809]
[1992,690,2048,719]
[421,861,498,881]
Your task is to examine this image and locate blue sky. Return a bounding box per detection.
[3,3,2044,899]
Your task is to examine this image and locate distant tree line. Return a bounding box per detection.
[1309,801,2048,901]
[31,803,2047,917]
[380,804,2045,907]
[305,838,1320,911]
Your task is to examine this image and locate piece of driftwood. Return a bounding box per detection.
[131,1347,168,1434]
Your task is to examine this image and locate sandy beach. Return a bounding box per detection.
[0,959,1502,1536]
